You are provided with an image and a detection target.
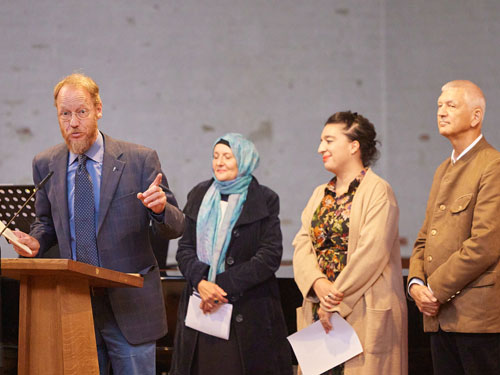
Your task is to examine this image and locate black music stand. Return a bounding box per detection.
[0,185,36,234]
[0,184,38,272]
[0,185,61,262]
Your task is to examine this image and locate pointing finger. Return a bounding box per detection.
[151,173,162,187]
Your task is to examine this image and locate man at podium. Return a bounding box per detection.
[11,73,185,374]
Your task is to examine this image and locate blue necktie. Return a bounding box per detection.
[74,154,99,266]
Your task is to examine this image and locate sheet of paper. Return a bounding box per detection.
[287,313,363,375]
[0,221,32,255]
[185,293,233,340]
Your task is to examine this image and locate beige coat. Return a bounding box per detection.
[293,169,408,375]
[409,138,500,333]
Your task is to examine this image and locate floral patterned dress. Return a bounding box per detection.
[310,170,366,375]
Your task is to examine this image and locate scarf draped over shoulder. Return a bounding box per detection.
[196,133,260,282]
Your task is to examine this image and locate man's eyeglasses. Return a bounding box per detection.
[58,108,91,121]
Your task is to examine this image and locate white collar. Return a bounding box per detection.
[451,134,483,164]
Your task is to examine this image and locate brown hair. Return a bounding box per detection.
[53,73,102,107]
[325,111,380,167]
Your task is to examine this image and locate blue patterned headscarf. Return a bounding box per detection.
[196,133,260,281]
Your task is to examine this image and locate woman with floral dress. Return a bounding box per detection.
[293,111,408,375]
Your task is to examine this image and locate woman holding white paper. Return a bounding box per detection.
[293,111,408,375]
[170,133,292,375]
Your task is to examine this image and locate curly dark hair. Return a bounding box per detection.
[325,111,380,167]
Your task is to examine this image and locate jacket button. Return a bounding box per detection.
[232,229,240,238]
[235,314,243,323]
[428,255,433,262]
[226,257,234,265]
[439,204,446,211]
[431,229,437,236]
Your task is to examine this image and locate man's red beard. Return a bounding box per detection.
[63,127,98,154]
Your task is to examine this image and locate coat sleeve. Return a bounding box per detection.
[142,149,184,239]
[215,189,283,295]
[292,185,328,302]
[427,157,500,303]
[408,217,428,285]
[326,182,399,317]
[29,156,58,255]
[408,165,444,285]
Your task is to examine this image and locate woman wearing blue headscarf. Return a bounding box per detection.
[170,133,292,375]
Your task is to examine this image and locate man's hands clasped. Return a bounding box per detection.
[410,284,440,317]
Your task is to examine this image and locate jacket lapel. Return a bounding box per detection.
[97,134,125,234]
[48,145,71,255]
[234,178,269,226]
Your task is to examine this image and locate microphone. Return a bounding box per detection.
[36,171,54,191]
[0,171,53,237]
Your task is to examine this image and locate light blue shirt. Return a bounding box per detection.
[67,132,104,262]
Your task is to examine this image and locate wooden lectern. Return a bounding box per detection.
[1,258,143,375]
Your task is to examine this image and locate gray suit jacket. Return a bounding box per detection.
[30,133,184,344]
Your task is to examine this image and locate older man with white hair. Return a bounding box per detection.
[409,80,500,374]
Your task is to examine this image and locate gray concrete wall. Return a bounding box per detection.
[1,1,499,267]
[385,0,500,250]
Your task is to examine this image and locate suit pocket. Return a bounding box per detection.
[455,271,497,316]
[110,191,137,205]
[450,193,473,213]
[363,307,393,354]
[138,264,157,276]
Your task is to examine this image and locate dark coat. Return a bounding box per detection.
[170,177,293,375]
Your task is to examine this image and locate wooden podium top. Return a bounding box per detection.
[0,258,143,288]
